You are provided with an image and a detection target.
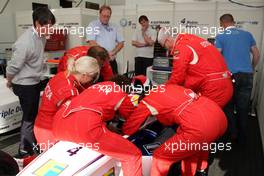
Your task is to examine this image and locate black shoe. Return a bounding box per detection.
[13,149,32,159]
[32,143,41,155]
[195,170,208,176]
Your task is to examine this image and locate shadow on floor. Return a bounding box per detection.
[208,116,264,176]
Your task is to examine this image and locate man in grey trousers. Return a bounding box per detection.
[6,7,55,158]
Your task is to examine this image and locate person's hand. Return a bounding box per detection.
[109,51,116,61]
[6,81,12,88]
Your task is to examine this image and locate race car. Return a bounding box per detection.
[17,119,178,176]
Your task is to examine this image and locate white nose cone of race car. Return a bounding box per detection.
[17,141,153,176]
[17,141,122,176]
[0,76,22,134]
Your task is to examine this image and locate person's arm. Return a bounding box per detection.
[6,43,29,88]
[251,46,260,69]
[54,82,79,108]
[131,30,146,48]
[166,45,193,85]
[249,33,260,69]
[109,42,124,60]
[142,31,155,46]
[215,35,223,53]
[57,55,68,73]
[109,25,125,60]
[111,42,124,55]
[6,75,13,88]
[132,40,147,48]
[87,40,99,46]
[122,102,152,135]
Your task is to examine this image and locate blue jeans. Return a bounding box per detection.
[224,72,253,144]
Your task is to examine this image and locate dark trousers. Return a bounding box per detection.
[12,83,41,153]
[110,59,118,75]
[224,72,253,144]
[135,57,154,76]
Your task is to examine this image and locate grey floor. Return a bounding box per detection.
[0,128,20,156]
[208,116,264,176]
[1,116,264,176]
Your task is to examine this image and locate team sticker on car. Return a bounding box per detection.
[33,159,68,176]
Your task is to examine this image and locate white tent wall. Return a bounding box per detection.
[256,29,264,152]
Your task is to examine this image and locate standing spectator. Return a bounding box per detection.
[6,7,56,158]
[215,14,260,145]
[86,5,124,74]
[132,15,156,75]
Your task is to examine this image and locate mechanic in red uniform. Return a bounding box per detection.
[123,84,227,176]
[52,77,142,176]
[157,29,232,175]
[34,56,100,150]
[57,45,113,81]
[158,28,233,108]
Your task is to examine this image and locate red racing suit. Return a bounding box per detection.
[167,34,233,107]
[34,72,82,150]
[52,82,142,176]
[123,84,227,176]
[57,46,113,81]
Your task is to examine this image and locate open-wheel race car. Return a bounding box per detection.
[17,118,179,176]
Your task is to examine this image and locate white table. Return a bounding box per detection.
[0,76,22,134]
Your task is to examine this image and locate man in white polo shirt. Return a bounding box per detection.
[132,15,156,75]
[86,5,124,75]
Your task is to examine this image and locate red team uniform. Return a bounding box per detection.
[57,46,113,81]
[52,82,142,176]
[123,84,227,176]
[34,72,83,149]
[167,33,233,108]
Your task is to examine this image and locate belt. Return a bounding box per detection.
[231,72,253,83]
[206,71,232,82]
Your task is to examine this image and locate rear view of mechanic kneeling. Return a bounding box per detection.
[123,84,227,176]
[52,76,142,176]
